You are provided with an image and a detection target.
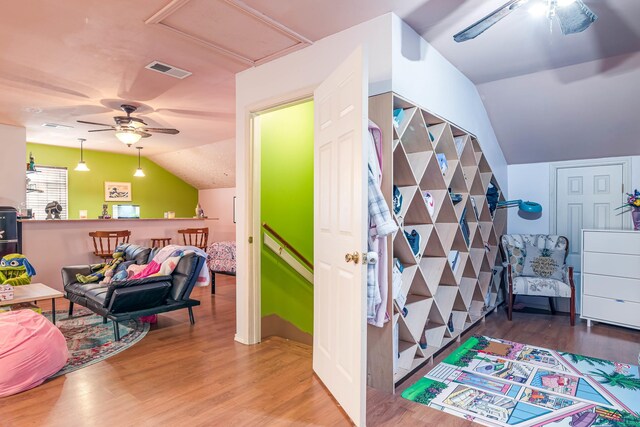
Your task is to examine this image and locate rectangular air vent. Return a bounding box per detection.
[42,123,72,129]
[145,61,192,79]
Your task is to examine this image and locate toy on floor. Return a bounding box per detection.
[76,251,125,284]
[0,254,36,286]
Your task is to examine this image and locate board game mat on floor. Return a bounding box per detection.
[402,335,640,427]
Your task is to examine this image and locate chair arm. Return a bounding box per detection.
[61,265,93,287]
[566,266,575,289]
[110,275,172,289]
[104,276,172,307]
[107,281,172,313]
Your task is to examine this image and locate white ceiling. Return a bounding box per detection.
[2,0,639,188]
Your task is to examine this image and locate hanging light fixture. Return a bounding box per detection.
[115,129,142,146]
[134,146,145,177]
[74,138,90,172]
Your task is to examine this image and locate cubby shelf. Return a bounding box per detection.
[367,92,507,393]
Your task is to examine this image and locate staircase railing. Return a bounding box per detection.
[262,222,313,284]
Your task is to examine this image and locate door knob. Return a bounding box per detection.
[345,251,360,264]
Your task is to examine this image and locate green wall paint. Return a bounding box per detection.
[26,143,197,219]
[260,101,314,334]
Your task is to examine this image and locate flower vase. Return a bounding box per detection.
[632,207,640,231]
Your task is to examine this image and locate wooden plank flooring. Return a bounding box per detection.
[1,277,638,426]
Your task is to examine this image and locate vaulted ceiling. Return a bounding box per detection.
[2,0,638,188]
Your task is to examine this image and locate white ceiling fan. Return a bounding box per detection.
[453,0,598,43]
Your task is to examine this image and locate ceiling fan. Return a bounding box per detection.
[77,104,180,146]
[453,0,598,43]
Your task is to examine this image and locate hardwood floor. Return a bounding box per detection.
[2,278,638,427]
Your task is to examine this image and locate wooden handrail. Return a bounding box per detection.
[262,222,313,271]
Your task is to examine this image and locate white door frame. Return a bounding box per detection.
[241,88,315,345]
[549,156,632,234]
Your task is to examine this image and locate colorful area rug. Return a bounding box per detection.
[44,308,149,377]
[402,336,640,427]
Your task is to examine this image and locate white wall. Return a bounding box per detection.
[0,123,26,208]
[199,188,236,242]
[508,156,640,235]
[391,15,508,191]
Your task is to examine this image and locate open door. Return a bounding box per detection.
[313,46,368,426]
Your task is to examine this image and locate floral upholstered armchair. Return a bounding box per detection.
[499,234,575,326]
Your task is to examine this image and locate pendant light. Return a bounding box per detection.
[134,147,145,177]
[74,138,90,172]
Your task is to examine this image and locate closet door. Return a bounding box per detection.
[313,46,368,427]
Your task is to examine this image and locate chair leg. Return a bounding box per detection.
[570,290,576,326]
[188,306,195,325]
[113,321,121,341]
[68,301,74,316]
[548,297,556,315]
[508,290,513,321]
[211,271,216,295]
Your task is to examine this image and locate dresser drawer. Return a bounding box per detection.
[583,252,639,279]
[583,231,640,255]
[582,295,640,328]
[583,273,640,304]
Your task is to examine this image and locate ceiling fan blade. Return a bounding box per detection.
[453,0,527,42]
[556,0,598,35]
[88,129,116,132]
[138,131,152,138]
[143,128,180,135]
[77,120,114,127]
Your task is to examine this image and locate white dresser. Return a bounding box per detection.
[581,229,640,330]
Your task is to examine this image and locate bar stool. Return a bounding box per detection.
[89,230,131,262]
[151,237,172,248]
[177,227,209,250]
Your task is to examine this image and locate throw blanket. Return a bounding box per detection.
[128,245,210,286]
[130,248,190,280]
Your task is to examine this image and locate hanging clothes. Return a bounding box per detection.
[367,120,397,327]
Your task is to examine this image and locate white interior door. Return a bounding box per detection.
[313,46,368,427]
[556,164,624,269]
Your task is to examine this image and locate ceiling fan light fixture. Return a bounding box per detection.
[74,138,90,172]
[528,2,548,17]
[557,0,577,7]
[115,130,142,145]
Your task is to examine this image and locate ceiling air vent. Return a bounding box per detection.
[145,61,192,79]
[42,123,72,129]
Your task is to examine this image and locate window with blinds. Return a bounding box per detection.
[25,166,69,220]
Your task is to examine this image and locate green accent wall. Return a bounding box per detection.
[260,101,314,335]
[26,143,197,219]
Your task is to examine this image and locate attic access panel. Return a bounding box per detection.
[146,0,311,66]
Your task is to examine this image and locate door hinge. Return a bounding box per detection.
[248,236,253,244]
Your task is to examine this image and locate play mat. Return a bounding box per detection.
[402,335,640,427]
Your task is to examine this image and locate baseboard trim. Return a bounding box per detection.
[261,314,312,346]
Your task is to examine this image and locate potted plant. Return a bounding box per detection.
[617,189,640,230]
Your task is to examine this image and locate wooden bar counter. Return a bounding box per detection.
[19,218,207,292]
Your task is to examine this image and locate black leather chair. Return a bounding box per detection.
[62,244,203,340]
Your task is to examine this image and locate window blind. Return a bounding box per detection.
[26,165,68,220]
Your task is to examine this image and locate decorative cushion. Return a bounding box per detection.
[512,276,572,298]
[505,244,526,277]
[501,234,569,279]
[522,243,565,281]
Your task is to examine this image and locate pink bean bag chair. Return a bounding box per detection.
[0,310,68,397]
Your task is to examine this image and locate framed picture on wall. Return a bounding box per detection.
[105,181,132,202]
